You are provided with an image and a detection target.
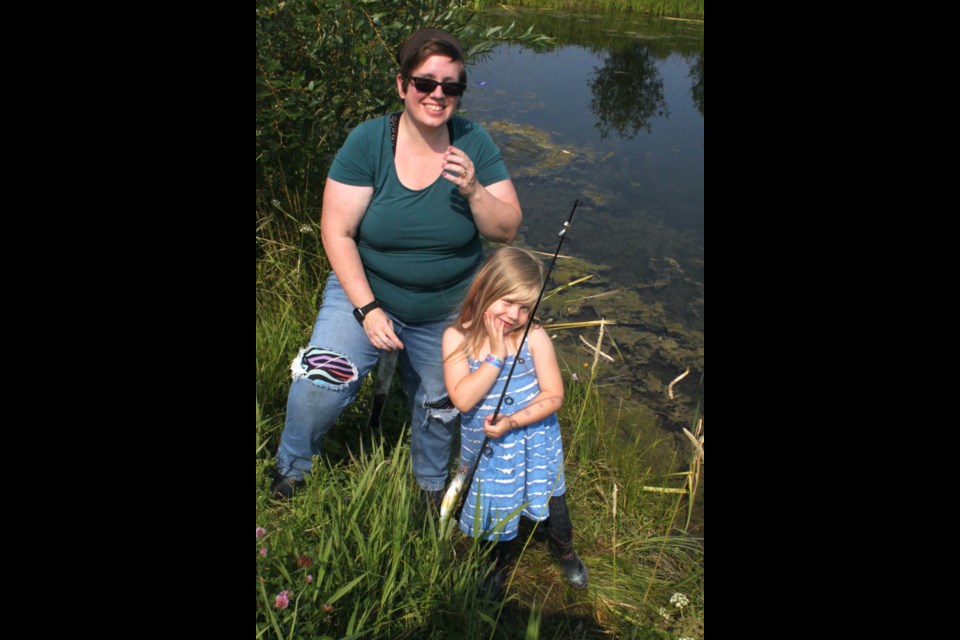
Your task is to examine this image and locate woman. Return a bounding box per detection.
[272,28,522,504]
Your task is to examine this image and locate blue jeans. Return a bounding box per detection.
[276,273,459,491]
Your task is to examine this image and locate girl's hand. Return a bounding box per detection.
[483,413,517,439]
[483,310,507,358]
[441,146,479,198]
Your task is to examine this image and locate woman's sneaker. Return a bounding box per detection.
[271,475,306,500]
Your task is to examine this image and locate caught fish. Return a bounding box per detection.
[439,468,467,526]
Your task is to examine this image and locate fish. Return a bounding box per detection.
[439,468,467,525]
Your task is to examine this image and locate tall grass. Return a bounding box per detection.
[495,0,705,20]
[256,190,329,457]
[256,437,507,639]
[256,194,703,638]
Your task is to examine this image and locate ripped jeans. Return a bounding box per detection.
[276,273,459,491]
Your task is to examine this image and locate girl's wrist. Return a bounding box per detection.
[483,353,504,369]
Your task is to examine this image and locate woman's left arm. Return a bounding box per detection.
[442,146,522,244]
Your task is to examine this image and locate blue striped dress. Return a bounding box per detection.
[457,341,567,541]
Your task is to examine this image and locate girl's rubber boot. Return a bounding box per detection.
[481,540,514,599]
[547,534,589,589]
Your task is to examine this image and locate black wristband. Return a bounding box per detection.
[352,300,380,325]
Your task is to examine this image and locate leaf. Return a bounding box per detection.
[326,573,365,605]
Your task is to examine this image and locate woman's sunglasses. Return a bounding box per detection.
[408,75,466,97]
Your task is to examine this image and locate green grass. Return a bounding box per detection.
[492,0,705,21]
[256,199,703,638]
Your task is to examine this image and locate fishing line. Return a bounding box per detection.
[446,199,582,525]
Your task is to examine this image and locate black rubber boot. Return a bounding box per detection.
[545,494,589,589]
[480,539,515,599]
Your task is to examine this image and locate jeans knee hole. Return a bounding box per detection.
[291,346,359,389]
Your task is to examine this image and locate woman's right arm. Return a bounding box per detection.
[321,177,404,350]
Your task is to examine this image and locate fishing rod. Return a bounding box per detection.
[441,199,582,528]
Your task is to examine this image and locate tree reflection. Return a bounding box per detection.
[589,42,667,140]
[689,53,703,117]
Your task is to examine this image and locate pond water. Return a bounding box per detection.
[469,8,704,533]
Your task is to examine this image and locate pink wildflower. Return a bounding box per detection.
[259,547,268,557]
[274,590,290,609]
[296,555,313,568]
[256,526,267,538]
[306,574,313,583]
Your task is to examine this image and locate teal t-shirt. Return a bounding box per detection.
[327,113,511,323]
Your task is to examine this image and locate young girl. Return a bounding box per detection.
[441,246,588,594]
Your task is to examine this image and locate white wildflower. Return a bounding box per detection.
[271,199,281,208]
[669,592,689,609]
[658,606,671,621]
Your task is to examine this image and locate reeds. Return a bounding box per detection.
[492,0,705,21]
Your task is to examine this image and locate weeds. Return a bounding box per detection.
[256,181,703,640]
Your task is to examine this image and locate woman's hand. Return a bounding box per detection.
[440,147,521,244]
[362,308,404,351]
[441,145,479,198]
[483,413,517,439]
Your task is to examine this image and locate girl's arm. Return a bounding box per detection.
[483,326,565,438]
[442,320,507,413]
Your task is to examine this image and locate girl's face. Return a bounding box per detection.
[486,290,535,334]
[397,54,462,128]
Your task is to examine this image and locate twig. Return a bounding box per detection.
[639,486,687,494]
[612,482,618,597]
[543,274,594,301]
[568,289,621,302]
[682,426,704,463]
[579,334,615,362]
[528,249,573,259]
[544,320,617,330]
[667,367,690,399]
[591,320,607,376]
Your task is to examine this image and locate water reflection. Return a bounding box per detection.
[689,53,704,116]
[589,41,667,140]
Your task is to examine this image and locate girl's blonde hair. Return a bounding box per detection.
[449,246,546,359]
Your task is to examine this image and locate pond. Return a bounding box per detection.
[470,8,704,533]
